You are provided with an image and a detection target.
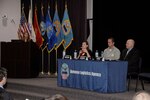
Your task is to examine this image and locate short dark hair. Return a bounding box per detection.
[0,67,7,81]
[108,37,115,43]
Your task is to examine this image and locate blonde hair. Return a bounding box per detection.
[132,91,150,100]
[45,94,68,100]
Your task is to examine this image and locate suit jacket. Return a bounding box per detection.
[0,87,14,100]
[120,48,140,72]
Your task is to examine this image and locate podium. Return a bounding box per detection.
[1,40,41,78]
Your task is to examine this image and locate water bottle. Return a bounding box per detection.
[74,50,77,59]
[101,51,105,61]
[102,57,105,61]
[62,50,66,59]
[95,50,99,58]
[86,56,88,60]
[70,56,72,59]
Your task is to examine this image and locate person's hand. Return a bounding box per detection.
[82,48,88,54]
[82,48,91,58]
[79,50,83,55]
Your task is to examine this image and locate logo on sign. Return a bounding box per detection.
[61,63,69,80]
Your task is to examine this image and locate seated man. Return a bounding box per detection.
[120,39,140,73]
[103,37,120,60]
[0,67,14,100]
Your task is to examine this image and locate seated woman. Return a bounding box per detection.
[77,41,92,59]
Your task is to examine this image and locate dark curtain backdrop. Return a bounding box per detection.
[21,0,87,73]
[93,1,149,72]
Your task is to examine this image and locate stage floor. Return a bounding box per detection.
[7,77,150,100]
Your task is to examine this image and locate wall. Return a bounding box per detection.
[0,0,20,67]
[87,0,93,19]
[87,0,93,51]
[0,0,92,43]
[0,0,20,42]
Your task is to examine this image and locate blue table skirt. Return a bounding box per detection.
[57,59,128,93]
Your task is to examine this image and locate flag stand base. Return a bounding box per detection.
[47,72,51,75]
[38,72,57,78]
[40,71,44,75]
[54,72,57,76]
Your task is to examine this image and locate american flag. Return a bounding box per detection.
[17,9,30,40]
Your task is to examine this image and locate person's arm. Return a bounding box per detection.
[128,49,140,66]
[114,48,120,60]
[86,50,91,58]
[77,50,82,59]
[120,49,127,60]
[85,49,91,58]
[81,48,91,58]
[103,49,107,59]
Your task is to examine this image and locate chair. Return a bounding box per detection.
[127,57,142,91]
[135,72,150,91]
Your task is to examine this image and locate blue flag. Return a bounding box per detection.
[62,5,73,50]
[53,4,64,49]
[40,5,47,48]
[46,6,57,52]
[40,6,46,36]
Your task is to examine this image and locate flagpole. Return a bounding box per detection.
[55,48,58,76]
[30,0,32,19]
[39,45,47,75]
[55,1,58,76]
[47,52,51,75]
[41,48,44,74]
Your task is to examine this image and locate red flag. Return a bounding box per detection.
[33,7,43,48]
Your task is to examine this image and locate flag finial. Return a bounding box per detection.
[22,4,24,10]
[41,3,43,9]
[55,0,58,10]
[65,1,67,8]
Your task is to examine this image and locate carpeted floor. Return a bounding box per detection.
[6,77,150,100]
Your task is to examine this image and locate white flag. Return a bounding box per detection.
[28,8,36,42]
